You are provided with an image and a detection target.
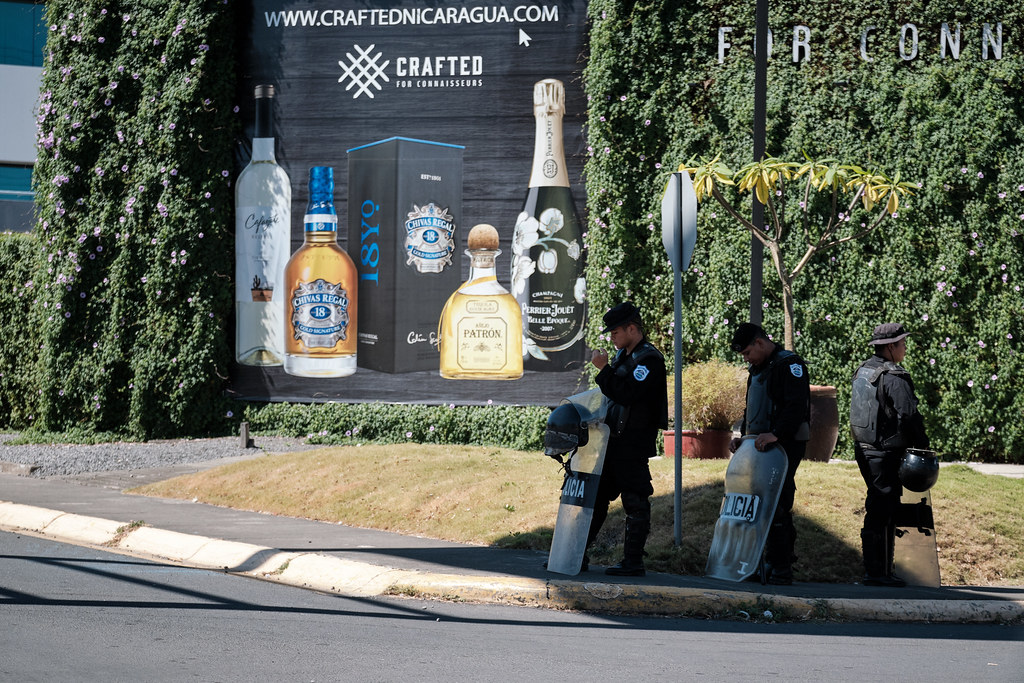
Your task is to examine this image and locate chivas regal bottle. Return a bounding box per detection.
[511,79,587,371]
[235,84,290,366]
[283,166,358,377]
[439,224,523,380]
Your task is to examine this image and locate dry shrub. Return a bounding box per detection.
[674,360,747,432]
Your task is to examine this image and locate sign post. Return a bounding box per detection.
[661,170,698,546]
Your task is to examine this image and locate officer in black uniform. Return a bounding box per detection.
[729,322,810,585]
[588,302,668,577]
[850,323,930,587]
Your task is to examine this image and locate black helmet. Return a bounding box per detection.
[543,402,588,457]
[899,449,940,492]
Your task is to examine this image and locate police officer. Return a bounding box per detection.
[729,322,810,585]
[850,323,930,587]
[588,302,668,576]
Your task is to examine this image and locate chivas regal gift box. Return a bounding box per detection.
[347,137,464,373]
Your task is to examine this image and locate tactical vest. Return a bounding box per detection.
[850,361,894,446]
[746,349,810,440]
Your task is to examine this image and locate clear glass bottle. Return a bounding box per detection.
[283,166,358,377]
[235,84,290,366]
[439,224,523,380]
[511,78,587,371]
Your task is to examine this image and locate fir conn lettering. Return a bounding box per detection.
[718,22,1005,63]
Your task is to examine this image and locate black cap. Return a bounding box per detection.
[601,302,642,333]
[869,323,910,345]
[730,322,767,352]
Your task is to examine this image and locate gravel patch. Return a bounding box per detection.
[0,434,321,478]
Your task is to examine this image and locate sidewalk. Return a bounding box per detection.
[1,459,1022,624]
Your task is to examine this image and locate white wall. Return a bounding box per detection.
[0,63,41,164]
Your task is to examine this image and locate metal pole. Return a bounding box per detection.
[661,172,696,548]
[750,0,768,324]
[673,248,683,546]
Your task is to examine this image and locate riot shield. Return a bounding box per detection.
[705,436,788,582]
[546,389,610,576]
[894,490,941,587]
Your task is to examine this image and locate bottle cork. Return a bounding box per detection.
[467,223,500,251]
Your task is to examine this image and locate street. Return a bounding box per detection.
[1,531,1021,682]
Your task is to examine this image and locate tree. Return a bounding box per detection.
[683,155,918,350]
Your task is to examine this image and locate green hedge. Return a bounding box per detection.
[28,0,238,438]
[243,402,549,452]
[584,0,1024,461]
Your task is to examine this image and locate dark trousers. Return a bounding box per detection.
[765,440,804,570]
[855,443,904,576]
[854,443,904,532]
[586,445,653,560]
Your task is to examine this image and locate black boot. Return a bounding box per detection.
[605,557,645,576]
[605,499,648,577]
[764,522,796,585]
[861,529,904,587]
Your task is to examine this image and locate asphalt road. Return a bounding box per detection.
[2,531,1022,682]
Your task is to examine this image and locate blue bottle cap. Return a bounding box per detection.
[307,166,335,214]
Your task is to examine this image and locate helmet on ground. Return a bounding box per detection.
[543,402,588,458]
[899,449,940,492]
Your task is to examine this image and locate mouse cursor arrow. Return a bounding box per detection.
[519,29,532,46]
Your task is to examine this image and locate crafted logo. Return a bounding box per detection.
[337,44,391,99]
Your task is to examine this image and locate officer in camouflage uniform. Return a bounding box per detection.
[729,322,810,586]
[588,302,668,577]
[850,322,930,587]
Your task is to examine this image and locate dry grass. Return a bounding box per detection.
[130,444,1024,586]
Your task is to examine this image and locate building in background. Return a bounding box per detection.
[0,0,46,232]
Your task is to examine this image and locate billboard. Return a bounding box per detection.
[228,1,590,405]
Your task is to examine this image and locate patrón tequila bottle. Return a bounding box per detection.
[439,224,523,380]
[283,166,358,377]
[235,84,290,366]
[511,78,587,371]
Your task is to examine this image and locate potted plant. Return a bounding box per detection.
[665,359,747,459]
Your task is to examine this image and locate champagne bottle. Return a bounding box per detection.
[439,224,523,380]
[235,84,290,366]
[511,79,586,371]
[283,166,358,377]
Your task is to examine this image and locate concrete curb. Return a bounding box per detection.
[2,500,1022,623]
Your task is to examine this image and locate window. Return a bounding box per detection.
[0,1,47,68]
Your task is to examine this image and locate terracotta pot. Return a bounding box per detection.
[806,385,839,462]
[664,428,732,459]
[251,289,273,302]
